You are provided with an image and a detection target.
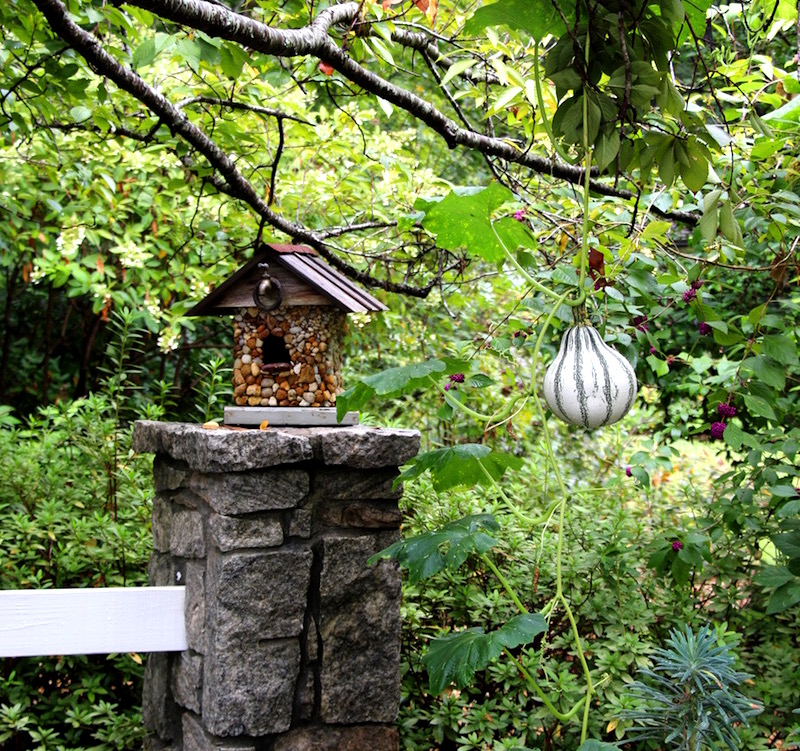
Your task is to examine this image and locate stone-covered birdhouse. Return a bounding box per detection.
[187,243,387,426]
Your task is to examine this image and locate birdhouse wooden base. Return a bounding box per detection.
[223,406,359,427]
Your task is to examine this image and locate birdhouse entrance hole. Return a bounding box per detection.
[261,335,291,373]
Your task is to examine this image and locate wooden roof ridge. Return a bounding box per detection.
[186,243,388,316]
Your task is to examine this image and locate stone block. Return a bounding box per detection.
[314,427,419,468]
[185,561,207,654]
[319,501,402,530]
[143,652,180,741]
[207,549,313,642]
[274,725,399,751]
[171,509,206,559]
[209,514,283,551]
[286,508,312,539]
[313,468,402,501]
[172,650,204,714]
[133,421,313,472]
[148,552,174,587]
[202,638,300,736]
[153,455,190,491]
[152,495,173,553]
[318,535,402,723]
[191,469,309,515]
[182,712,257,751]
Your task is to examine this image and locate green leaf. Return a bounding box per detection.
[463,0,572,38]
[773,530,800,560]
[336,359,466,420]
[423,628,498,694]
[757,565,797,589]
[723,421,745,451]
[371,514,500,583]
[132,37,157,68]
[763,335,799,366]
[766,581,800,614]
[577,742,621,751]
[747,356,786,390]
[681,0,713,39]
[419,184,521,262]
[743,393,778,421]
[441,59,477,86]
[422,612,547,694]
[398,444,523,492]
[492,613,548,650]
[70,105,92,123]
[678,142,708,191]
[769,485,799,498]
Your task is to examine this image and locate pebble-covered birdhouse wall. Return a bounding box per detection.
[187,243,387,421]
[232,304,345,407]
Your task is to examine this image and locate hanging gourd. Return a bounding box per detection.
[543,320,637,429]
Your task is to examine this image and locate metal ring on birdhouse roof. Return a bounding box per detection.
[253,263,283,312]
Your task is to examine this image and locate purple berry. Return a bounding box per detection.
[633,315,650,332]
[449,373,465,383]
[691,279,704,290]
[626,466,632,477]
[710,421,727,439]
[698,321,712,336]
[717,403,736,419]
[682,288,697,303]
[672,539,683,551]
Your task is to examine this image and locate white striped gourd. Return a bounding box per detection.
[543,324,637,428]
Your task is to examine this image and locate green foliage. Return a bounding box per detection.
[398,444,523,491]
[423,613,548,695]
[621,625,762,750]
[0,395,152,749]
[372,514,500,583]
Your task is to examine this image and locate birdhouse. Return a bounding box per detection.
[187,243,387,427]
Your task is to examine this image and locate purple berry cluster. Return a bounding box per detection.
[717,402,736,419]
[672,539,684,551]
[444,373,466,391]
[633,315,650,332]
[682,279,704,303]
[710,421,727,439]
[698,321,712,336]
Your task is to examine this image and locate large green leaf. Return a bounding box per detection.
[463,0,573,39]
[397,443,523,491]
[370,514,500,583]
[422,612,548,694]
[336,358,467,420]
[418,184,527,262]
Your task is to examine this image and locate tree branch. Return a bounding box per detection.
[124,0,698,224]
[31,0,434,297]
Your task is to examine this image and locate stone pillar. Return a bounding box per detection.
[132,422,420,751]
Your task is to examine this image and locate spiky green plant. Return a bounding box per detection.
[620,625,762,751]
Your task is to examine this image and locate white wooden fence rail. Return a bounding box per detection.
[0,587,187,657]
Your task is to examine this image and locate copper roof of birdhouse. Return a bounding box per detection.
[186,243,389,316]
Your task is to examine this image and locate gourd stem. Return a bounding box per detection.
[480,553,528,614]
[477,460,547,528]
[435,380,521,424]
[572,35,593,310]
[494,224,566,304]
[506,649,587,722]
[531,380,595,742]
[529,290,572,394]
